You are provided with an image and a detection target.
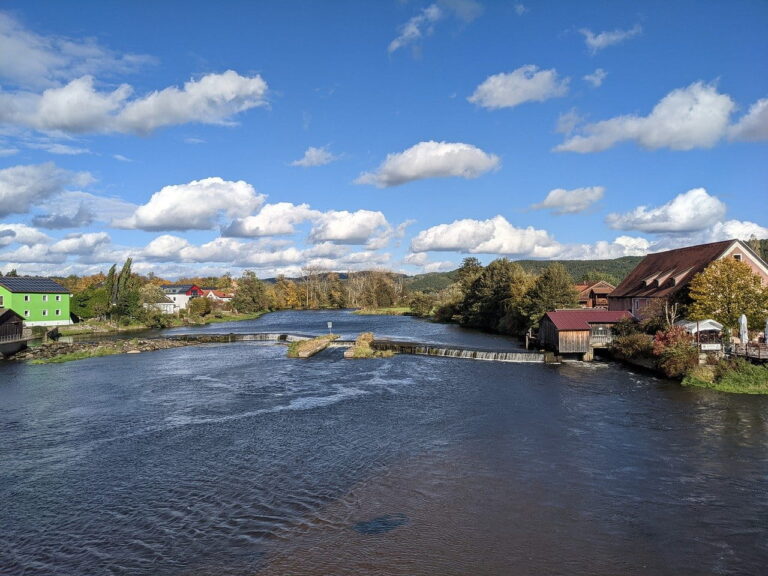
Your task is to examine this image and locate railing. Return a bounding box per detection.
[731,344,768,361]
[589,334,614,346]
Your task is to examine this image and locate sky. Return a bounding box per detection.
[0,0,766,279]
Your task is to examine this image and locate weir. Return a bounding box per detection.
[166,333,544,363]
[370,339,544,363]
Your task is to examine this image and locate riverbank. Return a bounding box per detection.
[353,307,411,316]
[57,311,267,337]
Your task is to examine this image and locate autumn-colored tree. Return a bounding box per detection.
[522,263,578,329]
[688,258,768,330]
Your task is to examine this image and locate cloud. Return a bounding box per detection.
[223,202,319,237]
[355,141,500,187]
[0,162,93,217]
[556,82,735,153]
[728,98,768,142]
[580,24,642,54]
[403,252,455,272]
[57,191,137,223]
[531,186,604,214]
[113,154,132,162]
[309,210,390,245]
[0,223,51,247]
[410,215,560,257]
[468,65,569,109]
[27,141,91,155]
[554,236,652,260]
[116,177,265,231]
[606,188,727,233]
[50,232,110,255]
[142,234,192,261]
[33,203,94,229]
[0,11,153,89]
[0,243,66,264]
[116,70,268,134]
[439,0,484,22]
[514,4,529,16]
[290,146,339,167]
[583,68,607,88]
[388,4,443,54]
[0,71,268,135]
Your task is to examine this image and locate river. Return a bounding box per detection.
[1,310,766,575]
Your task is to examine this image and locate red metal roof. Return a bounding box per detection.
[544,309,633,331]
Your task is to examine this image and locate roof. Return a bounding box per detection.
[576,280,615,298]
[610,240,735,300]
[675,319,723,333]
[0,308,24,323]
[544,309,633,331]
[202,289,231,298]
[162,284,199,294]
[0,277,69,293]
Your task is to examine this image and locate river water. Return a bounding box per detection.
[1,310,766,575]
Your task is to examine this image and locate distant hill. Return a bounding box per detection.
[404,256,644,294]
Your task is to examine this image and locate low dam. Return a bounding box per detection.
[172,333,545,363]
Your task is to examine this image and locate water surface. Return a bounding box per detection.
[1,311,766,575]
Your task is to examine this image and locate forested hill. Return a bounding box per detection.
[405,256,644,294]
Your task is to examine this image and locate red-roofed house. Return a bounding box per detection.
[538,309,634,360]
[608,239,768,318]
[202,289,233,303]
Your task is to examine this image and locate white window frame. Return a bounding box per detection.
[42,294,48,302]
[55,309,62,316]
[42,309,48,316]
[24,294,30,302]
[24,310,30,317]
[55,295,62,302]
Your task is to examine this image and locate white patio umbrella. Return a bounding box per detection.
[739,314,748,344]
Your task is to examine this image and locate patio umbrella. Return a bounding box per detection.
[739,314,748,344]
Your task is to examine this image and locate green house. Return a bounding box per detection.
[0,277,72,326]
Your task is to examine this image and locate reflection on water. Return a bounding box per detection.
[1,311,766,575]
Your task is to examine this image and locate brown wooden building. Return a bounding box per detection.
[608,239,768,318]
[575,280,615,309]
[539,309,633,360]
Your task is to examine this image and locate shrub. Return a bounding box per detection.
[609,333,653,359]
[653,326,698,378]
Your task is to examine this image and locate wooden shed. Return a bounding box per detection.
[538,309,633,359]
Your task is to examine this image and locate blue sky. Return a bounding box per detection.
[0,0,766,279]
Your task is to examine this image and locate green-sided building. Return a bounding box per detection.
[0,277,72,326]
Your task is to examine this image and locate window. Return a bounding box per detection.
[24,310,30,317]
[24,295,30,302]
[42,309,48,316]
[55,295,62,302]
[733,254,742,261]
[55,309,61,316]
[0,295,3,306]
[42,294,48,302]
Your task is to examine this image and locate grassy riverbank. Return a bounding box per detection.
[344,332,394,359]
[682,358,768,394]
[354,307,411,316]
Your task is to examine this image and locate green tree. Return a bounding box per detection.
[688,258,768,330]
[522,263,578,329]
[408,291,435,317]
[188,297,212,317]
[460,258,529,332]
[232,271,270,313]
[456,257,483,294]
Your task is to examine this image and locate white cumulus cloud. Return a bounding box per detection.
[410,215,560,257]
[116,177,265,231]
[556,82,736,153]
[728,97,768,142]
[531,186,604,214]
[580,24,642,54]
[355,141,500,187]
[290,146,339,167]
[309,210,391,245]
[50,232,111,255]
[0,162,93,217]
[0,71,268,135]
[468,65,569,109]
[223,202,319,237]
[606,188,727,233]
[0,223,52,247]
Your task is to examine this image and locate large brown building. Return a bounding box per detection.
[608,239,768,317]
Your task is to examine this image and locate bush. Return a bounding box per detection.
[609,333,653,359]
[653,326,698,378]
